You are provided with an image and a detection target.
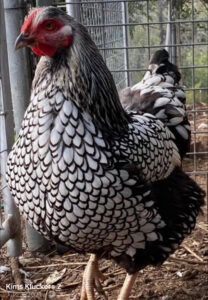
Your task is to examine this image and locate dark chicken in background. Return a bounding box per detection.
[119,49,190,159]
[6,7,205,300]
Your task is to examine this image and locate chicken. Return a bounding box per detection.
[6,7,205,300]
[119,49,190,158]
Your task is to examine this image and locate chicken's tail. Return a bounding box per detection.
[146,167,205,265]
[120,49,191,157]
[114,167,205,274]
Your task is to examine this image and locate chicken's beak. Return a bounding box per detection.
[15,33,34,50]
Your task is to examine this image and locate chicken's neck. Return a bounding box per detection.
[33,42,130,136]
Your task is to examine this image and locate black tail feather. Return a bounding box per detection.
[150,49,181,83]
[150,49,169,65]
[114,167,205,274]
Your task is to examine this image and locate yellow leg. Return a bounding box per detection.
[117,273,138,300]
[80,254,106,300]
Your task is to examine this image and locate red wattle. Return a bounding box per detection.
[32,43,57,57]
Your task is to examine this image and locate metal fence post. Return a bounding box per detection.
[165,0,177,64]
[66,0,81,22]
[0,0,14,152]
[170,0,177,64]
[3,0,48,252]
[0,0,22,257]
[0,80,22,256]
[3,0,31,133]
[165,0,171,55]
[122,1,130,87]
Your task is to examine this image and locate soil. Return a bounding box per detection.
[0,105,207,300]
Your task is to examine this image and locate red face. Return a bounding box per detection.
[15,8,73,57]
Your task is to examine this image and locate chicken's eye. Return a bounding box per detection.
[45,22,56,31]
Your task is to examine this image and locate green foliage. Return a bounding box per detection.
[126,0,208,104]
[178,0,192,19]
[182,49,208,104]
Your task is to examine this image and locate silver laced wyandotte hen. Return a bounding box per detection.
[6,7,205,300]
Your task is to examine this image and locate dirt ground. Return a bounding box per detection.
[0,105,207,300]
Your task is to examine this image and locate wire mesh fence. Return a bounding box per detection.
[54,0,208,212]
[79,0,129,88]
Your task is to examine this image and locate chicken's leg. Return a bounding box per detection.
[117,272,138,300]
[80,254,107,300]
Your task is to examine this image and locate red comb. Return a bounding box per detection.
[21,8,42,33]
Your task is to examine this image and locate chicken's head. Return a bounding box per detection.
[15,7,73,57]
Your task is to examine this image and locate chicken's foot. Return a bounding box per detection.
[117,272,138,300]
[80,254,107,300]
